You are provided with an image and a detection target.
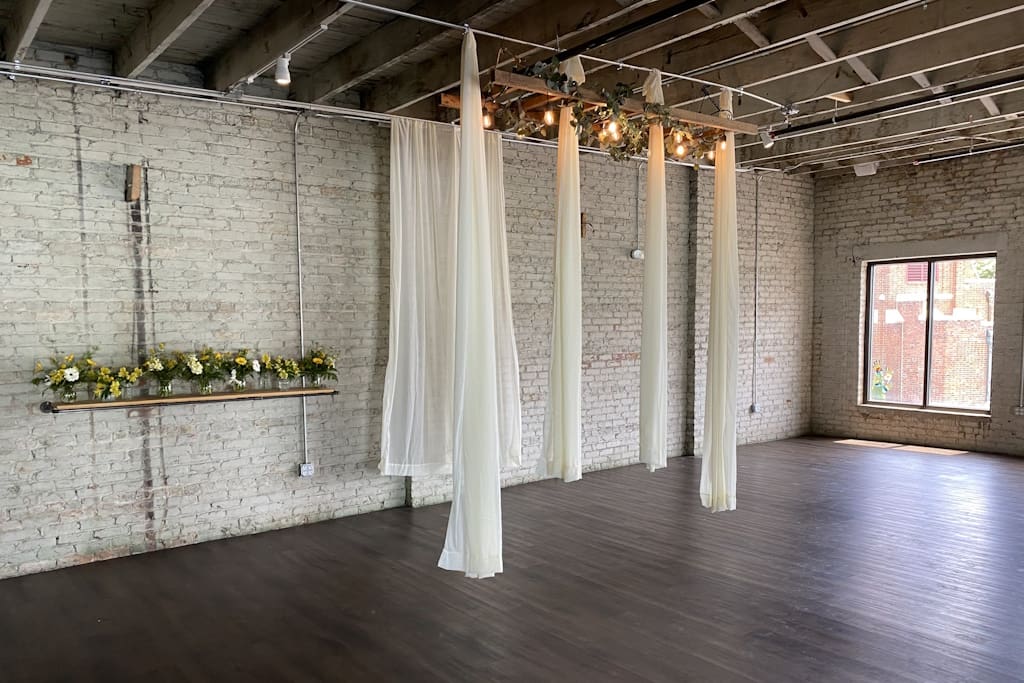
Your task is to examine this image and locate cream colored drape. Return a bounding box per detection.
[640,70,668,472]
[438,31,518,578]
[538,57,585,483]
[700,89,739,512]
[380,120,519,477]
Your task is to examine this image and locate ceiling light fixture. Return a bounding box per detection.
[275,55,291,86]
[759,130,775,149]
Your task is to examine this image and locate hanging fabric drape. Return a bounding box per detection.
[640,69,668,473]
[538,57,585,483]
[700,89,739,512]
[438,30,514,578]
[380,119,521,477]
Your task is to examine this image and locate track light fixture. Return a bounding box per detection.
[759,130,775,149]
[275,54,291,86]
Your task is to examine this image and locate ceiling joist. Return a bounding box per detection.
[115,0,215,79]
[205,0,354,93]
[1,0,52,62]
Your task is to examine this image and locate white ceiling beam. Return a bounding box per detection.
[294,0,505,104]
[741,87,1024,164]
[363,0,672,114]
[115,0,215,78]
[205,0,354,93]
[664,1,1024,112]
[1,0,53,62]
[979,95,1001,117]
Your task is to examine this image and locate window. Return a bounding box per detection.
[864,254,996,413]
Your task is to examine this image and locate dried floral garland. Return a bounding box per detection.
[486,58,725,163]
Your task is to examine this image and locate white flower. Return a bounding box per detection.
[186,354,202,375]
[252,360,261,373]
[229,368,237,381]
[42,376,52,386]
[328,359,335,369]
[63,367,79,382]
[146,358,163,372]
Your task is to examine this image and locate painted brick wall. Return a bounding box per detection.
[1,48,816,577]
[0,71,400,580]
[812,149,1024,454]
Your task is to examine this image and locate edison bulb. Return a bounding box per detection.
[482,112,493,129]
[707,149,715,161]
[673,130,683,144]
[720,139,727,150]
[607,119,619,135]
[543,108,556,126]
[675,143,686,157]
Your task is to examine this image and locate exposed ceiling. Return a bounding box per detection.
[1,0,1022,175]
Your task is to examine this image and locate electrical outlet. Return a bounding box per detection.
[1014,406,1024,417]
[299,462,315,477]
[750,404,761,414]
[630,249,645,260]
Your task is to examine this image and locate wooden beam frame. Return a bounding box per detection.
[114,0,215,78]
[205,0,354,93]
[1,0,53,62]
[492,69,757,134]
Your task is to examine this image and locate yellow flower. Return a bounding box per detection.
[110,381,121,397]
[66,354,75,362]
[235,357,247,366]
[93,385,103,398]
[261,353,270,365]
[86,358,96,366]
[35,361,43,372]
[214,353,222,361]
[313,357,323,365]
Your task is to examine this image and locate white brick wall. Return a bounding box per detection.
[812,150,1024,454]
[0,49,816,577]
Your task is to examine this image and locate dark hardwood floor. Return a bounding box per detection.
[2,436,1023,682]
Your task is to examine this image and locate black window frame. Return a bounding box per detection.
[862,253,996,415]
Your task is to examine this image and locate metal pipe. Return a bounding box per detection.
[552,0,709,62]
[751,174,760,411]
[774,74,1024,140]
[293,113,310,466]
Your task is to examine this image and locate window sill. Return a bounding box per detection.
[858,402,991,420]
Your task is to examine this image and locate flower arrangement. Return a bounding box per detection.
[31,344,336,401]
[144,344,181,396]
[871,361,894,400]
[299,344,337,386]
[268,356,301,388]
[180,348,225,394]
[31,351,94,402]
[225,348,260,391]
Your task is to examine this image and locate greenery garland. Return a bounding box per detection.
[488,59,725,163]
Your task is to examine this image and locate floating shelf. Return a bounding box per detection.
[40,387,337,414]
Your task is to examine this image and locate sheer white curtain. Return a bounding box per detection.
[538,57,585,483]
[640,69,668,473]
[438,30,518,578]
[380,118,520,477]
[700,89,739,512]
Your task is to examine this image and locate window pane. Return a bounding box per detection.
[928,257,995,411]
[867,262,927,405]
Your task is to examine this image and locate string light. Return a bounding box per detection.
[707,149,715,161]
[673,130,684,144]
[720,139,727,150]
[674,143,686,157]
[543,108,556,126]
[607,119,619,136]
[482,111,493,128]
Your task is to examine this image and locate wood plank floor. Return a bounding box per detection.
[2,436,1023,682]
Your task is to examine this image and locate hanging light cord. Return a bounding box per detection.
[751,173,760,411]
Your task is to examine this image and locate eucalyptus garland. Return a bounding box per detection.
[487,60,726,163]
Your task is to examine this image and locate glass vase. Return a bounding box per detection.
[231,380,246,393]
[158,379,173,398]
[197,378,214,395]
[310,375,324,388]
[276,377,293,390]
[59,386,78,403]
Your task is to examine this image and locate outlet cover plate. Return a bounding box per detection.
[299,462,314,477]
